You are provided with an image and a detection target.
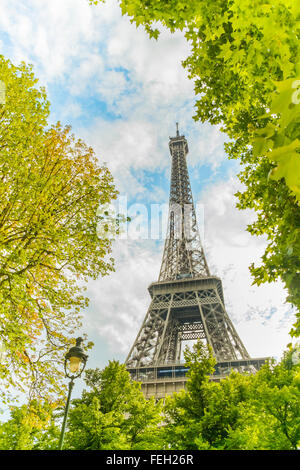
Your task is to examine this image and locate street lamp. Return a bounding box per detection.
[58,337,88,450]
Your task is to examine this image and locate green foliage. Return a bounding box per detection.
[0,361,164,450]
[90,0,300,335]
[164,341,252,449]
[1,347,299,450]
[0,400,59,450]
[225,351,300,449]
[251,352,300,449]
[224,405,290,450]
[64,361,163,450]
[0,56,118,401]
[164,340,300,450]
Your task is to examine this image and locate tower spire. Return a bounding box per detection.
[159,128,210,281]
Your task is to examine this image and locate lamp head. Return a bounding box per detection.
[64,337,88,379]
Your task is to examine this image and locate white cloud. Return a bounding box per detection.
[0,0,228,188]
[199,177,294,359]
[84,239,162,356]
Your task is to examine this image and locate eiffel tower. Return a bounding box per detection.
[126,125,268,399]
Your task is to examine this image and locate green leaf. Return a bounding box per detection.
[269,139,300,194]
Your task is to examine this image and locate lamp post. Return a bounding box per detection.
[58,337,88,450]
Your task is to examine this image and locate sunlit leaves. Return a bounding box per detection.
[65,361,163,450]
[0,400,59,450]
[269,140,300,192]
[1,346,300,449]
[164,341,300,450]
[0,56,117,401]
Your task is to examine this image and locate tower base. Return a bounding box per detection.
[127,357,269,400]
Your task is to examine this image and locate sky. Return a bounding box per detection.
[0,0,297,399]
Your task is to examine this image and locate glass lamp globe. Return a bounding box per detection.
[64,337,88,379]
[67,355,82,374]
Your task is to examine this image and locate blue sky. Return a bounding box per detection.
[0,0,296,401]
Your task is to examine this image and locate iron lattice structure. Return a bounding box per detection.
[159,127,210,282]
[126,126,267,397]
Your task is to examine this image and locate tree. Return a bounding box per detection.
[0,361,163,450]
[1,348,299,450]
[225,349,300,449]
[0,400,59,450]
[164,341,253,449]
[89,0,300,336]
[0,56,117,401]
[250,351,300,449]
[64,361,164,450]
[164,341,300,450]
